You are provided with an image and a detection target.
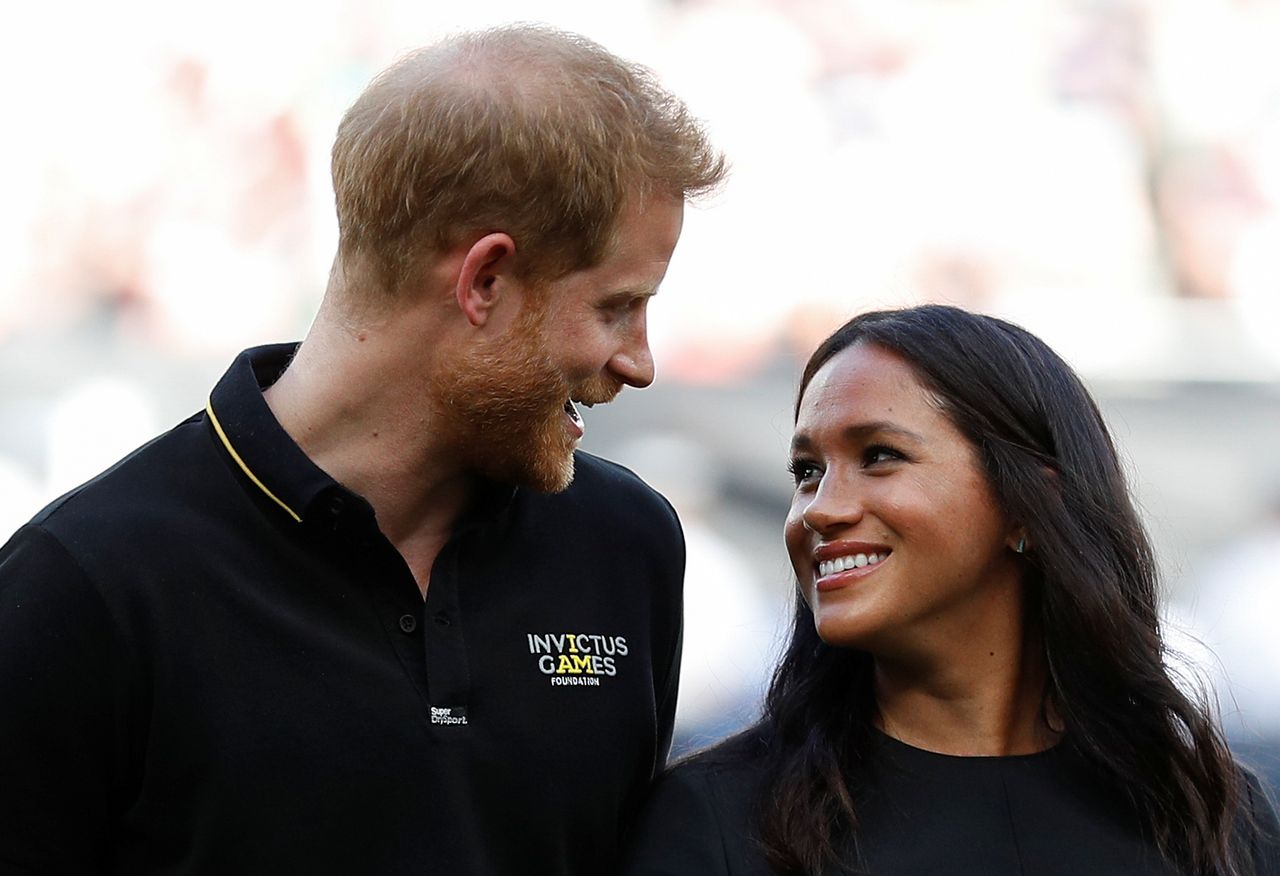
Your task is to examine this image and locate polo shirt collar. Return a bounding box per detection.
[206,343,339,526]
[205,344,517,531]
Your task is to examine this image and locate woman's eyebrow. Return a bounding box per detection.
[790,421,925,454]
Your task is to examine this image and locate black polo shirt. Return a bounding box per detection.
[0,344,684,875]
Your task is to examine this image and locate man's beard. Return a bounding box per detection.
[431,304,620,493]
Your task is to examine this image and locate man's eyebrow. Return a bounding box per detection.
[599,288,658,306]
[789,421,925,453]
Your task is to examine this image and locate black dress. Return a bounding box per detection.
[621,729,1280,875]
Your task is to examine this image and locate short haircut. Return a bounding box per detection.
[331,24,726,295]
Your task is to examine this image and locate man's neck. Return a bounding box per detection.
[263,303,473,579]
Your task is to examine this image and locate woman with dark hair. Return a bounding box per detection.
[622,305,1280,875]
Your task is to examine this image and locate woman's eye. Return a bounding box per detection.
[863,445,903,466]
[787,459,821,486]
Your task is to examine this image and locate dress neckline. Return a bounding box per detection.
[870,725,1065,764]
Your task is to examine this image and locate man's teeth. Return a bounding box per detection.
[564,400,583,425]
[818,553,887,577]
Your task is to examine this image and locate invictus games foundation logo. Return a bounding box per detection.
[527,632,629,687]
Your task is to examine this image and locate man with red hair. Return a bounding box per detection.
[0,25,724,875]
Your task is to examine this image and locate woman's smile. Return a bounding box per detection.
[785,341,1023,656]
[813,543,893,591]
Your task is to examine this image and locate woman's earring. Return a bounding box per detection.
[1014,537,1027,554]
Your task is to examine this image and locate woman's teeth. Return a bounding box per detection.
[818,552,887,577]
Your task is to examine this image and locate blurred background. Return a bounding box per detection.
[2,0,1278,791]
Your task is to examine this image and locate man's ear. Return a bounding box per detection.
[455,233,517,327]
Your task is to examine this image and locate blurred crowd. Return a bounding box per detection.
[1,0,1278,787]
[4,1,1280,362]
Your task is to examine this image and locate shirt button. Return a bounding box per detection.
[434,611,452,627]
[398,614,417,634]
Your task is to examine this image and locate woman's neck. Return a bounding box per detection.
[871,621,1062,757]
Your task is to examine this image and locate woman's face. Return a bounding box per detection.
[784,341,1024,660]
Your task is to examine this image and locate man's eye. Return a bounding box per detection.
[786,459,821,486]
[598,302,630,323]
[600,296,646,316]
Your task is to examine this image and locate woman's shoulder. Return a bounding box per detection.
[672,727,772,779]
[1238,765,1280,874]
[650,729,773,824]
[621,729,776,876]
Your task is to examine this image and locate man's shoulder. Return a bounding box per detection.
[569,450,666,495]
[28,411,218,542]
[506,450,685,579]
[546,450,681,527]
[0,416,218,636]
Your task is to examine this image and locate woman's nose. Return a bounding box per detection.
[801,474,865,536]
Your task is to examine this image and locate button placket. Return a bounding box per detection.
[362,538,432,707]
[422,540,472,722]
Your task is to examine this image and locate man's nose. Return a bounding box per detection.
[610,317,655,389]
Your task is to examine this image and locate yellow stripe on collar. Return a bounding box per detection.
[205,399,302,523]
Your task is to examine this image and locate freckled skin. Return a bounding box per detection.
[535,195,684,395]
[784,343,1024,670]
[428,196,684,493]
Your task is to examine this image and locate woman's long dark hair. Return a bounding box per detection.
[752,305,1249,875]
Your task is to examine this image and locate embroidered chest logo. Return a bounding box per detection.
[527,632,629,687]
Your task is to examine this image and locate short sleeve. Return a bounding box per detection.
[652,576,684,776]
[0,525,125,872]
[649,491,687,778]
[621,765,732,876]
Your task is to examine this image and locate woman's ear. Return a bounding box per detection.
[1008,465,1057,555]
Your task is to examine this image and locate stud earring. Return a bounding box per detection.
[1014,537,1027,554]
